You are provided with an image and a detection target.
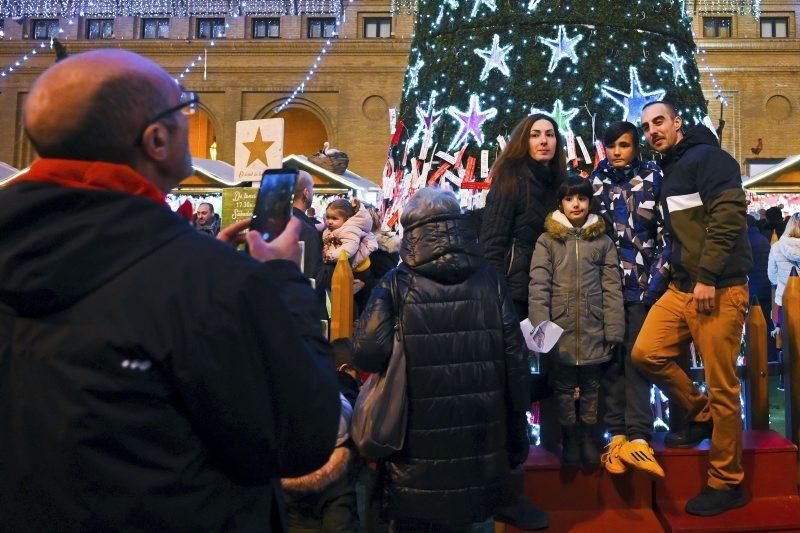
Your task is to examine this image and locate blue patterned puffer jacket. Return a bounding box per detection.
[590,158,671,306]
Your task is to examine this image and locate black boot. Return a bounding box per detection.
[561,424,581,465]
[665,421,713,449]
[494,496,550,530]
[580,422,600,465]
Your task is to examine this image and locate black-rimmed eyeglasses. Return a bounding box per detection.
[136,90,199,146]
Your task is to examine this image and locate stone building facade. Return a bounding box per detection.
[0,1,798,179]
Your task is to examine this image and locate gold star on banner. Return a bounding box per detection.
[242,128,274,167]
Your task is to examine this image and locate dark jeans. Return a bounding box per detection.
[757,297,776,361]
[551,362,604,426]
[603,303,653,441]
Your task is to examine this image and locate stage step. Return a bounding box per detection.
[652,430,800,532]
[506,445,662,532]
[505,431,800,532]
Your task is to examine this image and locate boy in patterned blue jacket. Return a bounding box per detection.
[590,121,671,479]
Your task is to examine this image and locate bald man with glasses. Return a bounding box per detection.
[0,50,339,531]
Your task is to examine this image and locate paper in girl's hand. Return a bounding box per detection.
[520,319,564,354]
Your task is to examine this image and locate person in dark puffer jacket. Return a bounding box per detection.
[352,187,542,530]
[480,113,567,320]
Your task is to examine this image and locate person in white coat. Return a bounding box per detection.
[768,212,800,325]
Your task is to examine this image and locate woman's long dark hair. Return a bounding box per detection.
[490,113,568,195]
[602,121,641,161]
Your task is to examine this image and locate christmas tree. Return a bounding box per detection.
[384,0,712,212]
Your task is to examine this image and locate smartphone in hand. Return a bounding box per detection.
[250,168,298,242]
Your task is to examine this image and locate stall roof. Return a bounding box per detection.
[190,158,236,185]
[1,156,382,195]
[282,154,380,194]
[0,162,18,182]
[743,154,800,193]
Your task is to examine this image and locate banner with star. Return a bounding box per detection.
[234,119,284,183]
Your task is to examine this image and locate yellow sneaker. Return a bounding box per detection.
[601,435,628,475]
[619,440,665,480]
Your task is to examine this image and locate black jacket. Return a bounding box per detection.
[352,212,530,524]
[293,206,323,280]
[480,157,561,305]
[748,226,772,300]
[0,181,339,531]
[658,126,752,290]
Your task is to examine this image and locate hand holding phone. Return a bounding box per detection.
[250,168,298,242]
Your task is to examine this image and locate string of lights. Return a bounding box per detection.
[0,0,343,17]
[390,0,416,16]
[175,41,213,82]
[0,32,59,79]
[272,0,354,115]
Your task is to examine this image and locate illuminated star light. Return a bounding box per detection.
[538,25,583,73]
[474,34,514,81]
[470,0,497,18]
[409,91,444,148]
[447,94,498,150]
[529,99,580,135]
[405,55,424,95]
[601,66,667,123]
[528,0,541,10]
[659,43,688,85]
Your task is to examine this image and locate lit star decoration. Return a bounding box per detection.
[538,25,583,73]
[447,94,498,150]
[470,0,497,18]
[528,0,541,10]
[529,99,580,135]
[405,55,425,96]
[659,43,688,85]
[474,34,514,82]
[408,91,444,148]
[601,66,667,123]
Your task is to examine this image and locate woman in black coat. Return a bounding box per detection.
[352,188,533,529]
[480,113,567,319]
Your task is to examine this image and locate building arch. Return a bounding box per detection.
[186,103,223,160]
[255,98,333,158]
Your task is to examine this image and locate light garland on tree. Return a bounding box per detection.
[538,25,583,74]
[601,66,667,123]
[447,94,497,150]
[660,43,688,85]
[529,99,580,135]
[474,33,513,82]
[404,54,424,97]
[407,90,443,149]
[469,0,496,19]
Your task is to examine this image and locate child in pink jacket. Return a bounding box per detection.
[321,199,379,312]
[323,199,378,271]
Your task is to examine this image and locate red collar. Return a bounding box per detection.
[20,159,166,205]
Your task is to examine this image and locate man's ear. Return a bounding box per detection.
[674,115,683,132]
[141,123,170,162]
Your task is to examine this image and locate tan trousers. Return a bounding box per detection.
[632,283,748,490]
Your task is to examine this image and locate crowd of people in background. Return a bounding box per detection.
[3,48,800,533]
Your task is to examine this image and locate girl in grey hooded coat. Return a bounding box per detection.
[529,177,625,465]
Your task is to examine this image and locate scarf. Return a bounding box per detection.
[20,158,166,205]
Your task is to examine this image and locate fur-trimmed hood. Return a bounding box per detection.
[544,211,606,241]
[377,231,401,254]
